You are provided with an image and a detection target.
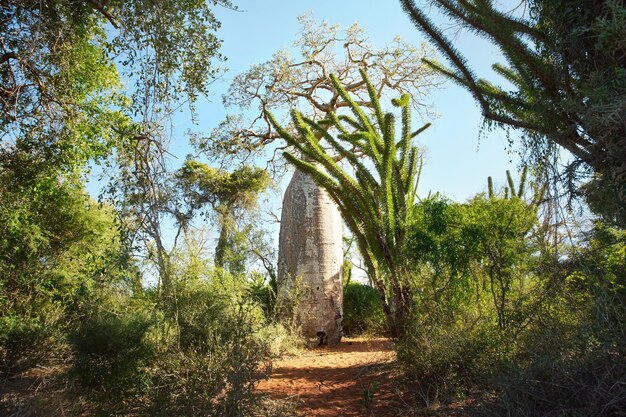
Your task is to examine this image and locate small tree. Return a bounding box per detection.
[270,70,430,336]
[175,160,271,272]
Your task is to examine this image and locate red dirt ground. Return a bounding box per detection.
[256,338,411,416]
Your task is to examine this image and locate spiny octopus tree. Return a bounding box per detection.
[269,70,431,337]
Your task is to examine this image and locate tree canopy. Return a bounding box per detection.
[175,160,271,270]
[193,14,443,171]
[1,0,233,174]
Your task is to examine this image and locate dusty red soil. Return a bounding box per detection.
[257,338,412,416]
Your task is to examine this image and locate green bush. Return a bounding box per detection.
[247,272,277,320]
[397,313,506,405]
[483,225,626,417]
[488,329,626,417]
[255,322,304,357]
[69,311,154,407]
[396,218,626,415]
[0,314,63,373]
[0,173,133,375]
[69,278,279,416]
[342,282,386,336]
[149,284,272,416]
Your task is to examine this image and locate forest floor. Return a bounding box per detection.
[258,337,412,416]
[0,361,91,417]
[1,337,475,416]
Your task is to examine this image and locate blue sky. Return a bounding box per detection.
[166,0,523,204]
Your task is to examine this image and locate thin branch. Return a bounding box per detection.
[86,0,119,29]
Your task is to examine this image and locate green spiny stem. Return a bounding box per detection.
[410,122,432,139]
[506,170,516,196]
[518,166,528,198]
[360,68,386,130]
[330,74,380,144]
[338,114,364,130]
[382,113,397,239]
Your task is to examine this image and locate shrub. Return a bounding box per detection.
[342,282,386,336]
[255,322,304,357]
[483,227,626,417]
[0,314,63,374]
[69,279,279,416]
[488,330,626,417]
[69,311,154,408]
[396,313,505,406]
[149,285,272,417]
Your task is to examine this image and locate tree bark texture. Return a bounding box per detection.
[278,167,343,346]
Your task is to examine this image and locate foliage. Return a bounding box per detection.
[489,333,625,417]
[1,0,128,175]
[69,272,278,416]
[149,285,271,417]
[487,226,626,417]
[70,311,154,405]
[2,0,235,300]
[177,161,272,214]
[1,0,233,142]
[175,159,271,270]
[0,155,133,371]
[396,178,540,403]
[397,314,504,405]
[406,170,542,328]
[397,173,625,414]
[0,315,63,373]
[571,223,625,349]
[270,70,431,335]
[399,0,626,222]
[248,271,278,319]
[342,283,386,336]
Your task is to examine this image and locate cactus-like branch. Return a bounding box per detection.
[272,70,430,335]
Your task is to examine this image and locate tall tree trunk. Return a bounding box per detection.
[278,166,344,346]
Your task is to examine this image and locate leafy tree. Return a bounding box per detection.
[399,0,626,223]
[406,168,542,329]
[2,0,235,293]
[269,70,431,335]
[175,160,271,271]
[0,152,134,368]
[1,0,233,170]
[2,2,125,175]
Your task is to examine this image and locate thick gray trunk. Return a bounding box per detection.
[277,167,343,346]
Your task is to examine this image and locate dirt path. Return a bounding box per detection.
[257,338,407,416]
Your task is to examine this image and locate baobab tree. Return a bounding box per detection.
[194,14,443,343]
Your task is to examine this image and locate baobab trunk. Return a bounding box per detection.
[277,167,343,346]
